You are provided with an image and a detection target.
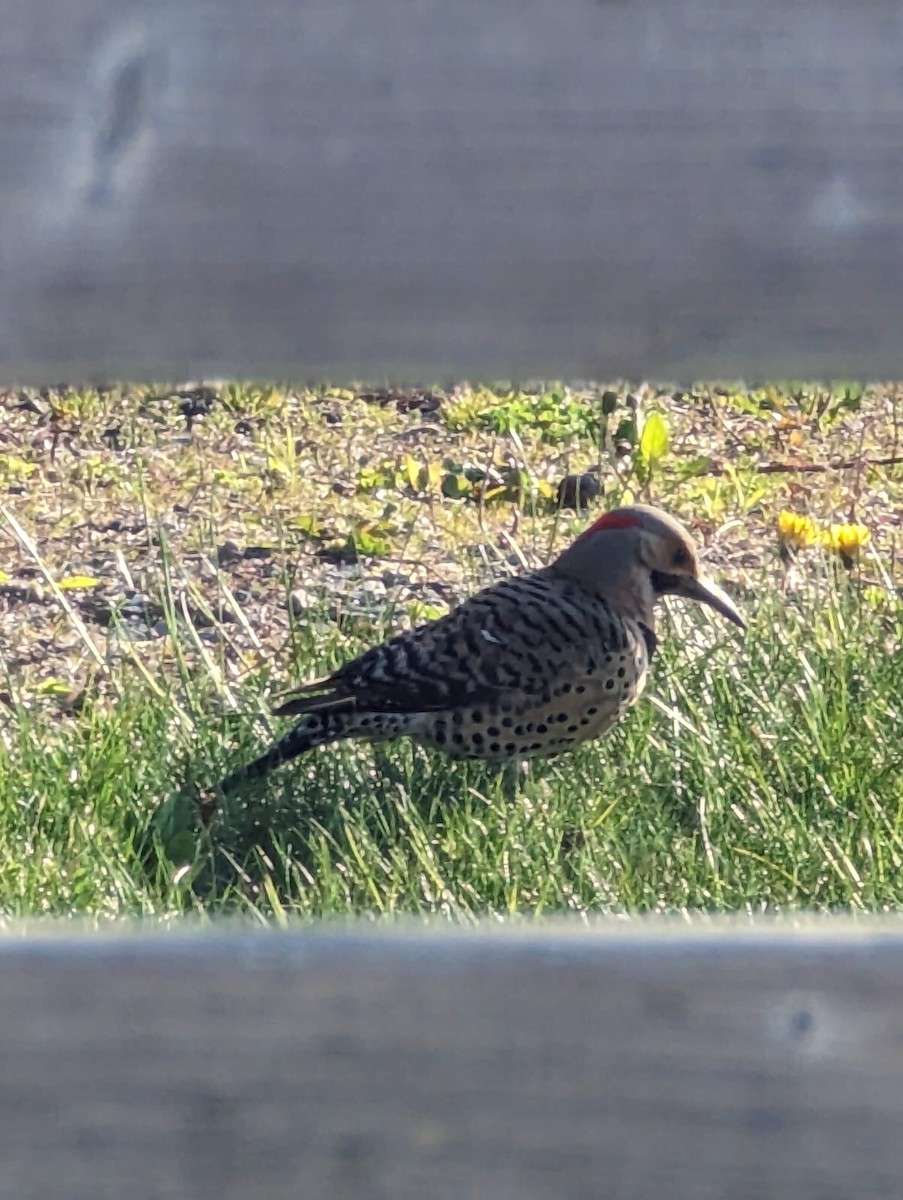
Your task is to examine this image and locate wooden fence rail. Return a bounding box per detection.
[3,0,903,382]
[1,922,902,1200]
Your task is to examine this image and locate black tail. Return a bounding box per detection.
[218,713,342,795]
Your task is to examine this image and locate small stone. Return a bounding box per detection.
[355,576,389,604]
[216,541,242,566]
[556,473,601,511]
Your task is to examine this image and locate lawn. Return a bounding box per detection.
[0,380,901,920]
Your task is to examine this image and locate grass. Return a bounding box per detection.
[2,547,902,921]
[1,380,902,921]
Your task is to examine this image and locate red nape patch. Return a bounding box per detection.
[578,511,644,539]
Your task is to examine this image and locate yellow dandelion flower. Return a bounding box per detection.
[777,510,819,550]
[822,523,870,564]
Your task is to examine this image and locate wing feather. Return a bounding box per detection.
[271,573,633,717]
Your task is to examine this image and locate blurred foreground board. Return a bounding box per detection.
[4,923,903,1199]
[3,0,903,382]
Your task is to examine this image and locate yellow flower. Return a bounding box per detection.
[777,511,818,550]
[822,523,871,563]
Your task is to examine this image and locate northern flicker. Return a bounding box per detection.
[217,505,744,794]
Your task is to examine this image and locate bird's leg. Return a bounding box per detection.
[370,742,402,797]
[500,758,531,802]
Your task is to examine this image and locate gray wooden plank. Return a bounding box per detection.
[3,0,903,382]
[2,924,903,1199]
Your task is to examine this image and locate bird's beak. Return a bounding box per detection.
[674,575,746,630]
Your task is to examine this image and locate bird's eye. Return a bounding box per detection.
[672,546,689,568]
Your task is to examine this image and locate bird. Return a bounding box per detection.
[216,504,744,796]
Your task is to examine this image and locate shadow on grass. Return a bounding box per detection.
[142,732,515,914]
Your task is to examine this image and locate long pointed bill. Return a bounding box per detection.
[677,576,746,630]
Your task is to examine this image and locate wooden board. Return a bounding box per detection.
[3,0,903,382]
[3,923,903,1199]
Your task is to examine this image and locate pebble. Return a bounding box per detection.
[556,472,601,511]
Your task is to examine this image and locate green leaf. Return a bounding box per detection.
[37,678,73,696]
[406,600,447,624]
[57,574,101,590]
[356,465,394,492]
[404,455,423,491]
[348,524,392,557]
[290,513,322,538]
[427,460,444,491]
[441,471,471,499]
[639,413,670,465]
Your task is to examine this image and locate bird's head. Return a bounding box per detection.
[552,504,745,631]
